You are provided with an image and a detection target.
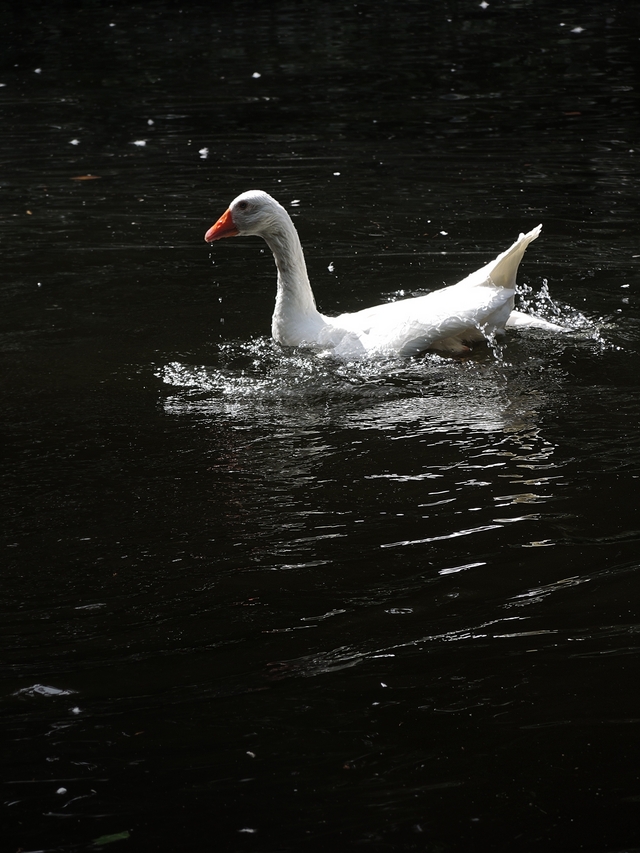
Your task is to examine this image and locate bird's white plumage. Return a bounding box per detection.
[205,190,548,359]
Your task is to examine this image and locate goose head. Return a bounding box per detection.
[204,190,287,243]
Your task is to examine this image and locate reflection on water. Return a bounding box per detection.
[158,333,570,569]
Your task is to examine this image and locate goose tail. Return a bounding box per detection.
[483,224,542,289]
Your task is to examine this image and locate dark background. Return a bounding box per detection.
[2,2,640,851]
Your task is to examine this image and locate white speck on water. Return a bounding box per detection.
[290,199,301,206]
[0,83,6,87]
[199,147,209,159]
[14,684,75,698]
[70,706,81,715]
[571,26,585,33]
[238,828,257,834]
[333,171,341,176]
[56,787,67,795]
[69,139,80,146]
[328,262,335,272]
[252,72,261,79]
[480,1,489,7]
[34,68,42,74]
[147,119,154,126]
[440,230,448,236]
[132,139,146,147]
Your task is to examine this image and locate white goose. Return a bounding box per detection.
[205,190,556,359]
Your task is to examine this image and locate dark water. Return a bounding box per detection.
[3,2,640,851]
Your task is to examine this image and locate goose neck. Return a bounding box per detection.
[264,222,316,314]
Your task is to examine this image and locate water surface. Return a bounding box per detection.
[3,2,640,851]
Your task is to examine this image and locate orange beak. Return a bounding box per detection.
[204,207,238,243]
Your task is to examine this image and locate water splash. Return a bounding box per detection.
[517,279,595,332]
[157,336,567,439]
[159,338,423,404]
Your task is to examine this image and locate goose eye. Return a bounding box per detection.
[237,201,249,211]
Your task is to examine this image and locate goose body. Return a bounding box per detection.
[205,190,554,359]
